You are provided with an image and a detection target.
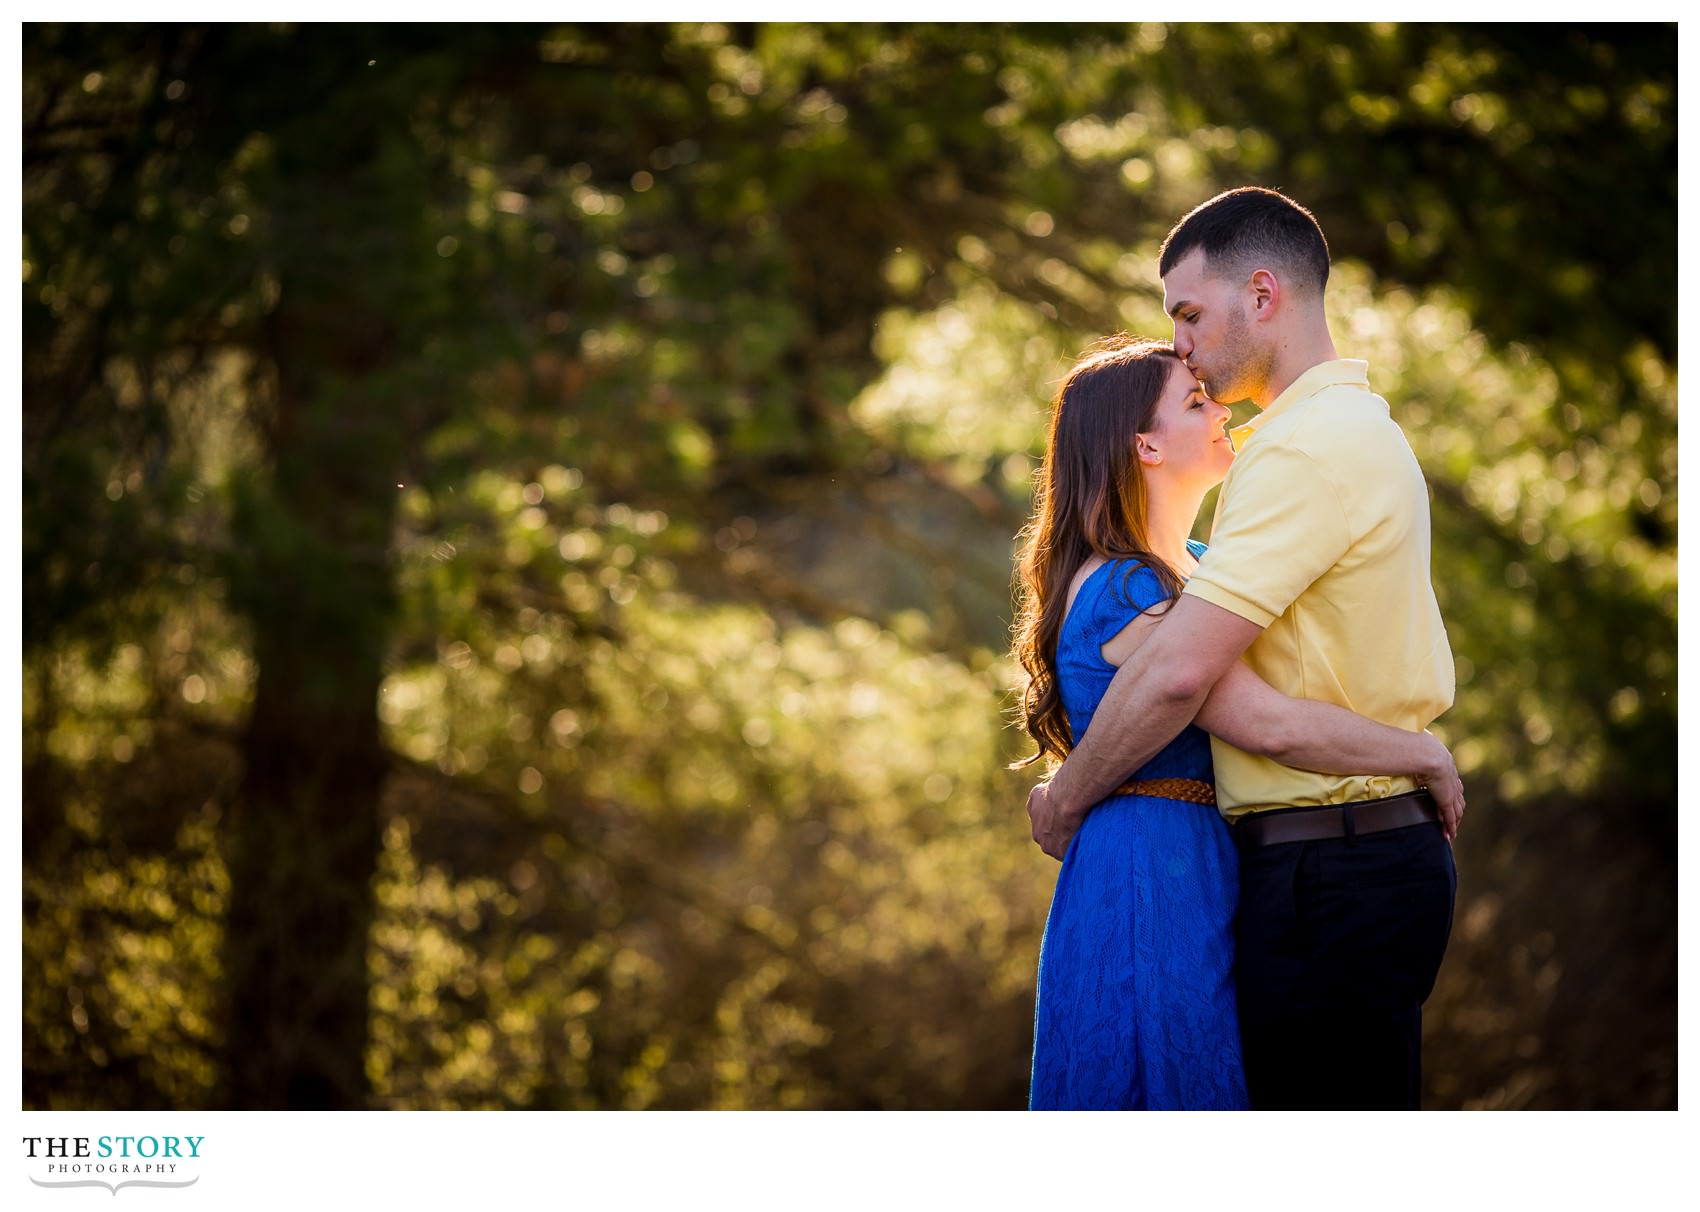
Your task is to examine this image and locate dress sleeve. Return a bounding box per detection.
[1086,558,1175,648]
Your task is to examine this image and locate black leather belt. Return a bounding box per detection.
[1233,790,1440,848]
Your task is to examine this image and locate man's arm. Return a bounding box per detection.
[1027,595,1261,858]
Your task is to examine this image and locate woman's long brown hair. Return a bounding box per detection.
[1011,335,1185,768]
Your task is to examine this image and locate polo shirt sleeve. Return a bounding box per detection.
[1182,439,1352,629]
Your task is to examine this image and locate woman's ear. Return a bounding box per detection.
[1135,434,1163,466]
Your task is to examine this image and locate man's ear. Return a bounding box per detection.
[1248,268,1280,318]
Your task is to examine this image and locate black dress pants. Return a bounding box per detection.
[1234,819,1457,1109]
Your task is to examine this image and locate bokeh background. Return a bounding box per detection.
[22,23,1674,1110]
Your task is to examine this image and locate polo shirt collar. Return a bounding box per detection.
[1229,358,1370,448]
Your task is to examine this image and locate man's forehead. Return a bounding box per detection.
[1161,248,1209,306]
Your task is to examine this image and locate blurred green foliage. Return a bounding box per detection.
[23,22,1673,1109]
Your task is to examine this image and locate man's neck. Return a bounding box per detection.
[1251,327,1339,411]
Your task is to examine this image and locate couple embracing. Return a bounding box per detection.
[1014,187,1463,1110]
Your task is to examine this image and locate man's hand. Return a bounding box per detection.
[1026,781,1084,861]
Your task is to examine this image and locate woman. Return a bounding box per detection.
[1013,335,1460,1110]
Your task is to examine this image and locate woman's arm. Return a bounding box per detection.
[1195,662,1464,838]
[1095,610,1464,837]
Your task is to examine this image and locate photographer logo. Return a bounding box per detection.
[23,1135,203,1195]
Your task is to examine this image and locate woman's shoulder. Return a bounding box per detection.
[1091,555,1177,618]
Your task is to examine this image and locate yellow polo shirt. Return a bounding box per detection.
[1183,359,1454,820]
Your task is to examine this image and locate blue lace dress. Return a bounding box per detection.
[1029,546,1248,1110]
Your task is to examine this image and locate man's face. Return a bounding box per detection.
[1162,249,1271,406]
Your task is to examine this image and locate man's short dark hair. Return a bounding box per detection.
[1158,187,1331,294]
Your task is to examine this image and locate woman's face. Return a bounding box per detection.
[1140,359,1235,489]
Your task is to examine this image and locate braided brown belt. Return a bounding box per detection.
[1109,777,1217,806]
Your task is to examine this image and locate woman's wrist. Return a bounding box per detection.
[1415,731,1451,783]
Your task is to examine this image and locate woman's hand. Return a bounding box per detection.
[1417,732,1465,841]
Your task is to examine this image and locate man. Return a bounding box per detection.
[1026,187,1461,1110]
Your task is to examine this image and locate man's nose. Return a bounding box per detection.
[1173,329,1193,359]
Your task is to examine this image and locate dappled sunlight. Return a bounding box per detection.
[352,496,1045,1107]
[23,812,226,1109]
